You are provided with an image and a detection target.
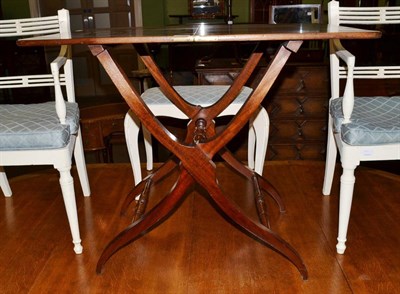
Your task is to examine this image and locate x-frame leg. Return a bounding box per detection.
[89,40,308,279]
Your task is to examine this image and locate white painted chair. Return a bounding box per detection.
[0,9,90,254]
[323,0,400,254]
[125,85,269,185]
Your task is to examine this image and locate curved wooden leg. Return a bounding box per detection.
[93,42,307,278]
[251,174,270,227]
[219,147,253,178]
[133,178,152,221]
[202,176,308,280]
[121,159,179,215]
[179,150,307,279]
[219,148,285,213]
[97,168,194,274]
[255,173,286,213]
[121,180,147,216]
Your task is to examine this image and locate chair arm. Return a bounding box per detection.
[50,45,70,125]
[331,39,355,124]
[50,45,69,70]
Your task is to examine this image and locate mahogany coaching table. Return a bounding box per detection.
[18,22,381,279]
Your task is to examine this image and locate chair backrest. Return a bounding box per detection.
[328,0,400,98]
[0,9,70,38]
[328,1,400,26]
[0,9,75,123]
[328,1,400,86]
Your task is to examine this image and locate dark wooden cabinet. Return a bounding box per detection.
[196,59,329,161]
[79,103,130,162]
[193,1,332,161]
[263,64,329,160]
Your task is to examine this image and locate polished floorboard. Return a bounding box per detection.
[1,161,399,293]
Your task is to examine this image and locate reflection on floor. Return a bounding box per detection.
[1,162,400,292]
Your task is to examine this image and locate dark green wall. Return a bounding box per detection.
[2,0,30,19]
[1,0,250,25]
[164,0,249,25]
[143,0,250,26]
[142,0,166,27]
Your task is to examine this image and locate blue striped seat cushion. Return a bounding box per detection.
[330,96,400,145]
[0,101,79,150]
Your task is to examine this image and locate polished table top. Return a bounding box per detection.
[17,23,381,46]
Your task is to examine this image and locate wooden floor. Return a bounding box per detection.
[1,161,400,293]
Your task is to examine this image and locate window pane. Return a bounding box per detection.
[95,13,110,29]
[66,0,82,9]
[94,0,109,8]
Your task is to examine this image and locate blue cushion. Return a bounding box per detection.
[330,96,400,145]
[142,85,252,105]
[0,101,79,150]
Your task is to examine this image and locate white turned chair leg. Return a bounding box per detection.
[336,162,357,254]
[0,166,12,197]
[73,129,91,197]
[251,107,269,175]
[57,165,83,254]
[323,117,338,196]
[125,110,143,186]
[142,125,153,172]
